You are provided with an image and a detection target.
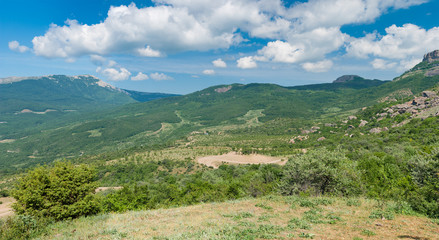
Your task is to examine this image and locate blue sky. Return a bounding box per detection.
[1,0,439,94]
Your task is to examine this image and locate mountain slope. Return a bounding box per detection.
[2,53,439,172]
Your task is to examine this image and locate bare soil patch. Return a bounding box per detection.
[0,197,15,218]
[95,187,123,193]
[197,151,286,168]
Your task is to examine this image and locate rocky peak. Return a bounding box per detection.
[423,50,439,63]
[333,75,363,83]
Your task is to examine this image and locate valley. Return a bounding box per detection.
[1,52,439,239]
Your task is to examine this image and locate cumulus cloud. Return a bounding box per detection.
[347,24,439,60]
[256,28,347,64]
[212,58,227,68]
[97,67,131,81]
[131,72,150,81]
[301,60,333,72]
[347,24,439,70]
[137,46,162,57]
[21,0,431,73]
[203,69,215,75]
[237,56,257,69]
[8,41,30,53]
[150,72,173,81]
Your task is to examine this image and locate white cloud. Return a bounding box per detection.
[97,67,131,81]
[137,46,162,57]
[31,3,239,58]
[370,59,397,70]
[301,60,333,72]
[131,72,150,81]
[237,56,257,69]
[212,58,227,68]
[150,72,173,81]
[347,24,439,70]
[286,0,427,31]
[256,28,347,64]
[8,41,30,53]
[347,24,439,60]
[21,0,431,73]
[203,69,215,75]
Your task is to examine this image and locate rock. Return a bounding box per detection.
[289,138,295,144]
[362,107,367,111]
[423,50,439,63]
[359,120,368,127]
[422,91,437,98]
[348,116,357,120]
[214,86,232,93]
[342,120,348,124]
[311,126,320,131]
[325,123,336,127]
[370,128,382,134]
[317,137,326,141]
[370,127,389,134]
[301,130,311,134]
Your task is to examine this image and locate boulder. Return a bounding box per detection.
[348,116,357,120]
[317,137,326,141]
[359,120,368,127]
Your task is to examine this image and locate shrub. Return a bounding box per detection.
[11,162,100,221]
[279,148,360,196]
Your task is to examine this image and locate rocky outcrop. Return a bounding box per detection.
[333,75,362,83]
[215,86,232,93]
[423,50,439,63]
[370,127,388,134]
[359,120,368,127]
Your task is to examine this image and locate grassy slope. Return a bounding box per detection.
[41,195,439,240]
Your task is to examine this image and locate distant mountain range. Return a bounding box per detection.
[1,51,439,172]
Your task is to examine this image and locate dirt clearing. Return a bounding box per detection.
[197,151,287,168]
[0,197,15,218]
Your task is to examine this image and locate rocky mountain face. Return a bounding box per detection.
[423,50,439,63]
[333,75,363,83]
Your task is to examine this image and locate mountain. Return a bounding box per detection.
[0,75,134,114]
[2,51,439,172]
[0,75,179,137]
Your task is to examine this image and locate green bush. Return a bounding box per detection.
[11,162,100,221]
[279,148,360,196]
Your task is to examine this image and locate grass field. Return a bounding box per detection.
[40,195,438,240]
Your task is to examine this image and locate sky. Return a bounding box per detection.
[1,0,439,94]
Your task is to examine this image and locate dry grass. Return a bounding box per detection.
[41,196,439,240]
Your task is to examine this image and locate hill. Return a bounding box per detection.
[2,55,439,172]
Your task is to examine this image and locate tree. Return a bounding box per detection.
[279,148,360,196]
[12,162,100,220]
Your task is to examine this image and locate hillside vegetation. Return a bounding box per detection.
[1,55,439,239]
[2,68,439,173]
